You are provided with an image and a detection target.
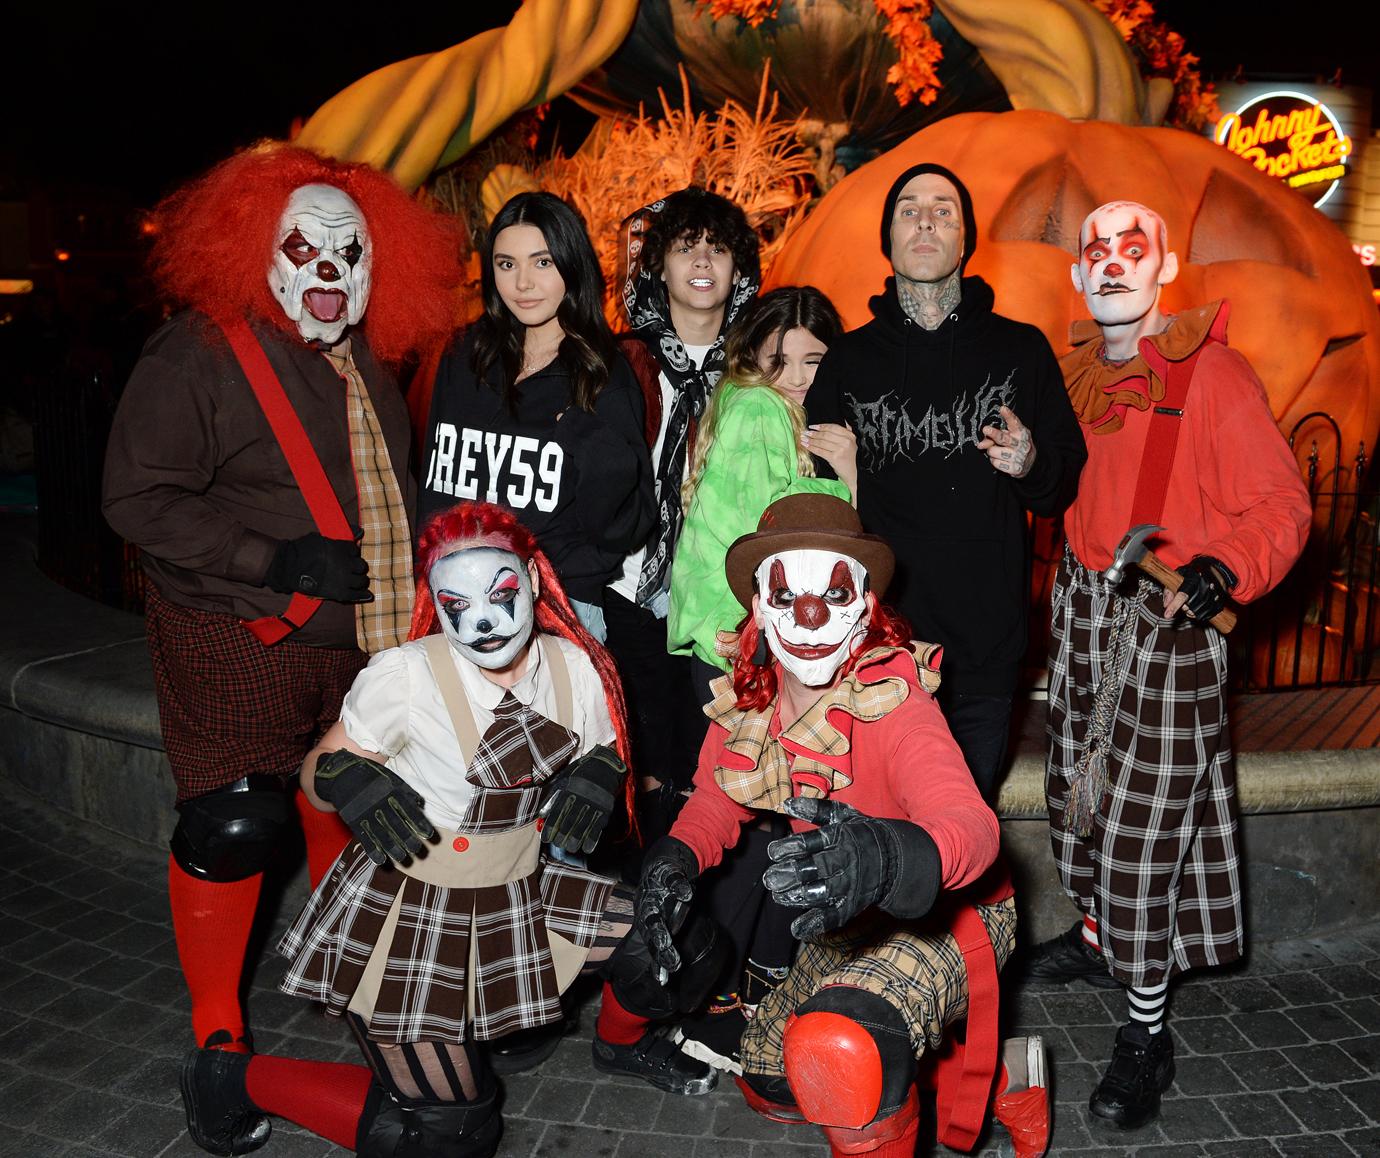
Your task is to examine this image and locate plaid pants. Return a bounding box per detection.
[739,897,1017,1078]
[1046,551,1244,985]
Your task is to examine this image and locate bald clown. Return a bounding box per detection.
[1026,200,1311,1130]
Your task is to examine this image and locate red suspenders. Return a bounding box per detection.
[218,319,353,646]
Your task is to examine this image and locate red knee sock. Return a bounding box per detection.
[294,791,353,888]
[595,984,651,1045]
[245,1054,372,1149]
[1082,913,1101,952]
[828,1114,919,1158]
[168,855,261,1049]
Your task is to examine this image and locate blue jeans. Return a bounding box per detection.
[569,598,607,643]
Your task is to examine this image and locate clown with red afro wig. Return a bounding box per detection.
[149,141,461,360]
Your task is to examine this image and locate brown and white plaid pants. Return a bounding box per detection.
[739,897,1017,1079]
[1046,550,1244,986]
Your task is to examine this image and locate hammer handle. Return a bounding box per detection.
[1138,551,1238,634]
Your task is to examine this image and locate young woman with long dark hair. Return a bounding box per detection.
[420,192,654,640]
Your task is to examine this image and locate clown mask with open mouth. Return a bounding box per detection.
[267,183,372,346]
[755,548,871,687]
[431,547,536,672]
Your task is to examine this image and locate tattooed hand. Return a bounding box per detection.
[977,406,1036,478]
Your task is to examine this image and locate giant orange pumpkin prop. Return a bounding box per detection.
[771,110,1380,477]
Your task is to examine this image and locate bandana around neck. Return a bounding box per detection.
[618,200,760,606]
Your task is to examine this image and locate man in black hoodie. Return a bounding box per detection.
[806,163,1085,802]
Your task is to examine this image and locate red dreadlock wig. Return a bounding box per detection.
[410,501,637,836]
[731,592,916,713]
[149,142,462,362]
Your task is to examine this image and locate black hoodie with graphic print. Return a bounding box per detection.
[807,275,1085,695]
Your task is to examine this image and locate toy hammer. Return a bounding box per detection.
[1104,524,1237,634]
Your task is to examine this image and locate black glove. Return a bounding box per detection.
[264,532,371,603]
[313,750,436,866]
[1174,555,1238,621]
[763,797,942,940]
[633,836,699,981]
[539,744,626,855]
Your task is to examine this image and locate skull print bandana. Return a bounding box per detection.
[267,183,372,346]
[756,548,871,687]
[431,547,535,671]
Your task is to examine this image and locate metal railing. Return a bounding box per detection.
[1229,413,1378,691]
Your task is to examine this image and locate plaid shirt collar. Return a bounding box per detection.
[703,645,941,813]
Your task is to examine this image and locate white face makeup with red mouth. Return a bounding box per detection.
[1072,201,1175,328]
[755,548,870,687]
[267,184,372,346]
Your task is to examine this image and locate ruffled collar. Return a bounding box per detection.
[703,644,941,812]
[1062,300,1227,435]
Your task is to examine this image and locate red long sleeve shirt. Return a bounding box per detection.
[670,649,1002,893]
[1064,340,1310,604]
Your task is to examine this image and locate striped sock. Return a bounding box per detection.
[1128,982,1169,1035]
[1082,914,1101,952]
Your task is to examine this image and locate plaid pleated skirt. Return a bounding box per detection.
[1046,550,1244,985]
[279,824,616,1044]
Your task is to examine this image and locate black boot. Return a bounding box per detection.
[356,1081,502,1158]
[1024,921,1120,988]
[179,1049,271,1156]
[1088,1023,1175,1129]
[592,1027,718,1095]
[488,1018,569,1075]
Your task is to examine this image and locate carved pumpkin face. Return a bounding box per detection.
[771,110,1380,473]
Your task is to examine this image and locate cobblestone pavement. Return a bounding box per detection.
[1,780,1377,1158]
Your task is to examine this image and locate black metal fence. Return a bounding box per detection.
[1228,413,1379,691]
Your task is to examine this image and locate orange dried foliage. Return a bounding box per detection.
[537,69,815,322]
[1090,0,1221,131]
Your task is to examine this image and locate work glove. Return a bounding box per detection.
[1174,554,1238,621]
[633,836,699,982]
[763,797,942,940]
[264,531,371,603]
[313,750,436,866]
[539,744,627,855]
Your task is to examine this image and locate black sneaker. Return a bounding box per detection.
[1088,1023,1175,1130]
[672,993,747,1075]
[179,1048,272,1156]
[592,1028,718,1095]
[1024,922,1120,988]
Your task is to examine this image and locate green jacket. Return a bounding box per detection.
[668,384,851,669]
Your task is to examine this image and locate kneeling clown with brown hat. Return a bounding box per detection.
[595,493,1050,1157]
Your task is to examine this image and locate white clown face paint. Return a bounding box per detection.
[755,548,870,687]
[430,547,535,671]
[1071,201,1177,330]
[267,184,372,346]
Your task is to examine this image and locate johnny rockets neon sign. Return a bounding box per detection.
[1215,91,1353,208]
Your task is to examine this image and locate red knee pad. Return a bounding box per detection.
[783,1010,883,1129]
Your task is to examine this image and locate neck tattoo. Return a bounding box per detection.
[896,270,961,331]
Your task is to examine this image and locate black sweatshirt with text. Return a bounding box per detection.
[807,276,1086,695]
[420,332,654,604]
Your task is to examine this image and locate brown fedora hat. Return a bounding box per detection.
[724,493,895,609]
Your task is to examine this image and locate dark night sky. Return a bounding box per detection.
[9,1,1375,208]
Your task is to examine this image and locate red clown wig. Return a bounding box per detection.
[731,592,915,713]
[410,501,637,834]
[149,143,462,362]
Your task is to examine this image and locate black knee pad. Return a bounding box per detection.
[795,986,916,1118]
[170,776,290,882]
[603,913,730,1020]
[355,1081,500,1158]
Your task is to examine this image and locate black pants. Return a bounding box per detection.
[936,685,1014,804]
